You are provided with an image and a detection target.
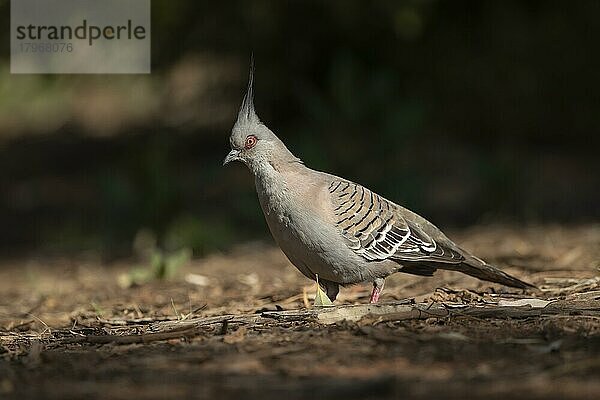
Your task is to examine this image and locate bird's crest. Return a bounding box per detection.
[236,55,260,127]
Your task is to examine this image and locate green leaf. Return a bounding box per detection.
[164,247,191,279]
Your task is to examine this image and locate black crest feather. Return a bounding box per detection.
[236,54,259,125]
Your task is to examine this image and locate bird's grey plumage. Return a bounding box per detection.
[224,61,535,302]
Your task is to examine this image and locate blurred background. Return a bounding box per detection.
[0,0,598,260]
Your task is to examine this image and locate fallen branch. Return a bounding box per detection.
[262,299,600,325]
[61,325,201,345]
[4,299,599,347]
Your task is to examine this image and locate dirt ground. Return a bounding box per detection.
[1,225,599,400]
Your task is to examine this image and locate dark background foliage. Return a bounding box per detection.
[0,0,598,258]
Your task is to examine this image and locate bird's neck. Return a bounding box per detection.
[251,140,303,177]
[252,155,303,185]
[253,159,290,222]
[252,149,304,208]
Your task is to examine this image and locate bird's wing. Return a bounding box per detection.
[328,180,464,264]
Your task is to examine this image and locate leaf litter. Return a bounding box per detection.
[0,225,599,399]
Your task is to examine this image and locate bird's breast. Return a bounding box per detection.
[253,169,391,285]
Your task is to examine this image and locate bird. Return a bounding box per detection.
[223,61,535,303]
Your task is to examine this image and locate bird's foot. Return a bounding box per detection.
[369,278,385,303]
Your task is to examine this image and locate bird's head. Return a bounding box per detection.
[223,59,298,173]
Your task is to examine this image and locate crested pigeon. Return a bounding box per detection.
[223,62,535,303]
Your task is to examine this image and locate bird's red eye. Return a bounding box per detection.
[244,135,257,149]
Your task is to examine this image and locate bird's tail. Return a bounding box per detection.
[444,254,536,290]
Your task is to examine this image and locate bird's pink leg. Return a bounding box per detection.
[369,278,385,303]
[369,287,381,303]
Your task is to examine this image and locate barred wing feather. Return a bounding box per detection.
[329,180,464,264]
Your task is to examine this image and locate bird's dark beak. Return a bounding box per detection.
[223,149,240,166]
